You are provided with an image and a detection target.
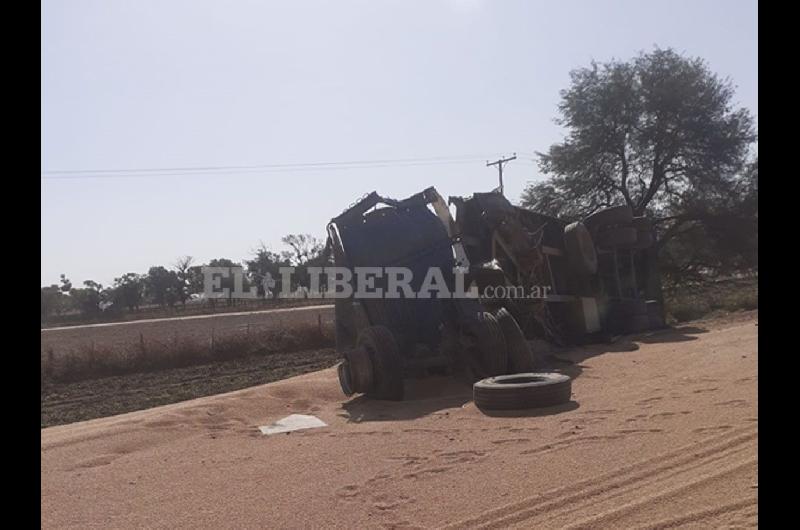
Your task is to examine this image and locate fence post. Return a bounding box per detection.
[46,348,54,378]
[139,332,147,365]
[318,313,322,335]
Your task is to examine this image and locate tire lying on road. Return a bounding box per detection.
[474,373,572,410]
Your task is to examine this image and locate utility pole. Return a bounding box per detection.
[486,153,516,195]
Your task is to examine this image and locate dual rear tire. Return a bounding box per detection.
[338,325,404,401]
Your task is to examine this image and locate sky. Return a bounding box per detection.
[41,0,758,287]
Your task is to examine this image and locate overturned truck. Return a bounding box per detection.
[328,187,664,401]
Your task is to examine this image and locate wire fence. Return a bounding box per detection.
[41,297,333,328]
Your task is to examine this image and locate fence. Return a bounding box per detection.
[41,297,333,329]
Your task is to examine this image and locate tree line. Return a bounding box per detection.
[41,234,327,321]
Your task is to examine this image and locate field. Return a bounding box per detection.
[41,304,335,379]
[41,347,339,427]
[41,310,758,528]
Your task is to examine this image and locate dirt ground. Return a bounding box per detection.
[41,311,757,529]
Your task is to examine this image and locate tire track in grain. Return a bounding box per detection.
[441,426,756,529]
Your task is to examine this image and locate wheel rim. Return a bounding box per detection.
[337,361,354,396]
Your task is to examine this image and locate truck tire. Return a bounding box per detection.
[474,373,572,410]
[495,308,535,373]
[337,362,354,396]
[646,300,666,329]
[594,226,638,248]
[564,221,598,275]
[358,325,404,400]
[465,312,508,379]
[584,205,633,230]
[343,346,373,394]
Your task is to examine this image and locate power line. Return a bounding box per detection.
[42,158,508,181]
[41,154,506,178]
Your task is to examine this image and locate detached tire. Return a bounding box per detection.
[358,325,404,400]
[474,373,572,410]
[584,205,633,230]
[495,308,535,373]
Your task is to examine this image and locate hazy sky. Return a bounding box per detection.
[42,0,757,287]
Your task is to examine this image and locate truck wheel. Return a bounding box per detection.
[564,221,598,275]
[337,362,354,396]
[584,205,633,230]
[646,300,666,329]
[594,226,638,248]
[343,345,373,394]
[474,373,572,410]
[358,325,404,400]
[464,312,508,379]
[495,308,535,373]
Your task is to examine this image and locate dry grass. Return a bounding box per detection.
[664,277,757,323]
[42,320,334,384]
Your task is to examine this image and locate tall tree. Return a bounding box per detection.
[521,48,756,223]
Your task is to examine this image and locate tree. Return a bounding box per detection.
[70,280,104,318]
[185,265,206,298]
[280,234,326,294]
[280,234,324,265]
[41,285,68,320]
[521,48,756,223]
[145,266,181,307]
[59,274,72,293]
[206,258,242,306]
[658,157,758,282]
[173,256,194,307]
[111,273,145,312]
